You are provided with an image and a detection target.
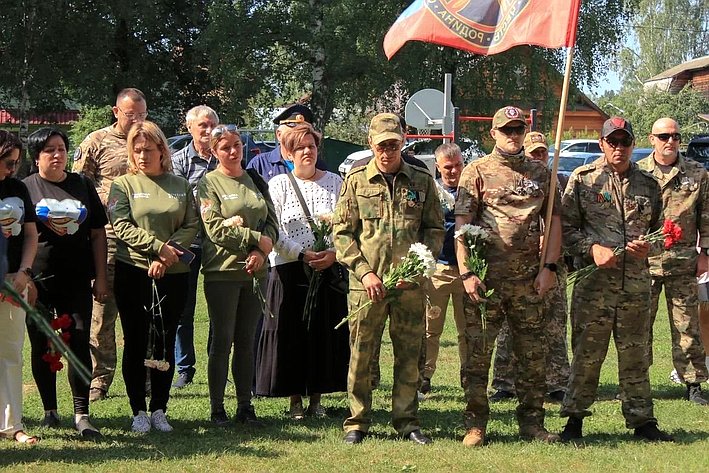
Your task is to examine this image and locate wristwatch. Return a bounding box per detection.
[460,271,476,280]
[543,263,558,272]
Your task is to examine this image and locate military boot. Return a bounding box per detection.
[634,422,674,442]
[686,383,709,406]
[462,427,486,447]
[520,425,561,443]
[560,416,583,442]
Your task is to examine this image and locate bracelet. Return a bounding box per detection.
[460,271,476,281]
[21,267,34,278]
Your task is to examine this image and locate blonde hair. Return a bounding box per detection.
[280,123,322,154]
[126,121,173,174]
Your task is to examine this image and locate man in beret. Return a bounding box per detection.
[455,106,562,446]
[560,117,673,442]
[333,112,444,445]
[490,131,570,404]
[246,103,327,182]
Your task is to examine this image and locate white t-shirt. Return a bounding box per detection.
[267,171,342,267]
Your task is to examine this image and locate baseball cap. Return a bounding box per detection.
[524,131,548,153]
[273,104,313,125]
[602,116,634,139]
[492,106,526,128]
[369,113,404,145]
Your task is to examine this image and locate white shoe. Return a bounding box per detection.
[150,409,173,432]
[131,411,151,433]
[669,369,683,385]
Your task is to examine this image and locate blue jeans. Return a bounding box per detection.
[174,247,201,377]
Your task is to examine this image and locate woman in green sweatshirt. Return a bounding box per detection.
[197,125,278,426]
[108,121,198,434]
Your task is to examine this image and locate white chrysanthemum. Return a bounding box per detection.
[223,215,244,228]
[455,224,489,240]
[408,243,436,278]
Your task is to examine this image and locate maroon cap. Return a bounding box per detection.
[602,116,634,139]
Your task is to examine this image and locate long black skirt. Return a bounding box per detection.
[255,261,350,396]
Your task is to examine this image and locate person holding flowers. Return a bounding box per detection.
[333,113,444,445]
[454,106,562,447]
[108,121,198,433]
[559,117,673,442]
[198,124,278,427]
[255,123,349,420]
[23,128,107,438]
[0,131,39,444]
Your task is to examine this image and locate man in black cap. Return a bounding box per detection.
[246,103,328,182]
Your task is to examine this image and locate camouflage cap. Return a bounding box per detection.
[369,113,404,145]
[492,106,526,128]
[602,116,634,140]
[524,131,548,152]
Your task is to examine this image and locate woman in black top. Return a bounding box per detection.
[23,128,107,438]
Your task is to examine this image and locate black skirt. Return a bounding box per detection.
[255,260,350,396]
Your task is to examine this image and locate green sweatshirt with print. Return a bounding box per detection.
[108,172,199,273]
[197,169,278,282]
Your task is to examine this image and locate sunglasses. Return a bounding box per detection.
[211,124,239,139]
[117,106,148,120]
[604,135,633,148]
[652,133,682,142]
[497,125,526,136]
[375,142,401,153]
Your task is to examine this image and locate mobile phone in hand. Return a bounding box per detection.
[167,240,196,265]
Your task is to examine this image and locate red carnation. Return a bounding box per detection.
[50,317,62,330]
[662,220,683,249]
[61,331,71,343]
[50,361,64,372]
[57,314,73,330]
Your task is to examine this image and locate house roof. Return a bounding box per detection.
[646,55,709,82]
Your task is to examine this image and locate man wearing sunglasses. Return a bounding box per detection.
[637,117,708,406]
[73,88,148,402]
[560,117,673,442]
[454,107,562,446]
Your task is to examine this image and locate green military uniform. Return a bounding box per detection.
[73,124,129,394]
[454,148,560,432]
[333,159,444,436]
[492,264,570,394]
[560,157,663,428]
[637,153,709,384]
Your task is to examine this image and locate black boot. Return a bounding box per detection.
[634,422,674,442]
[489,390,515,402]
[686,383,709,406]
[560,416,583,442]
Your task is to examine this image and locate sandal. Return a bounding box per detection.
[14,430,40,445]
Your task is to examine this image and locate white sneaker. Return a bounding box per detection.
[669,369,683,385]
[150,409,173,432]
[132,411,151,433]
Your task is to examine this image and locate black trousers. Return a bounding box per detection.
[114,261,187,416]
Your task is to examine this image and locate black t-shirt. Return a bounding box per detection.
[0,177,37,273]
[23,172,107,282]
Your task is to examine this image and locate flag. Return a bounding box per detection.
[383,0,581,59]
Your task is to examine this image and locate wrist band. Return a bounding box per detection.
[460,271,476,281]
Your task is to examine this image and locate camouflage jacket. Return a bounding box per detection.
[562,157,662,281]
[73,124,128,208]
[454,149,560,281]
[333,159,444,291]
[637,153,709,276]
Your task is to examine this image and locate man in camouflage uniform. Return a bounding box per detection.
[491,132,570,403]
[72,88,148,401]
[560,117,674,442]
[637,117,708,405]
[333,113,444,445]
[455,107,562,447]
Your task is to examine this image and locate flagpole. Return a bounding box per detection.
[539,45,575,272]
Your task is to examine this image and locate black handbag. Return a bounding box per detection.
[285,172,349,294]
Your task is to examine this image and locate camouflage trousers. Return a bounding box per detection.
[647,274,708,383]
[492,268,570,393]
[461,278,547,430]
[422,264,466,380]
[89,238,118,392]
[561,273,656,429]
[344,289,424,435]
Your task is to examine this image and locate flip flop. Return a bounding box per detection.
[14,430,40,445]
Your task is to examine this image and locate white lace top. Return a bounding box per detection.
[267,171,342,267]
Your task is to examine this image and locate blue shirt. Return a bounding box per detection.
[438,180,458,266]
[246,144,329,182]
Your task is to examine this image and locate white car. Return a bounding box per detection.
[549,139,602,159]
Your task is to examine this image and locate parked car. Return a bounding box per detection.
[686,135,709,169]
[168,132,275,163]
[631,147,653,162]
[552,154,598,190]
[337,139,484,177]
[548,139,601,160]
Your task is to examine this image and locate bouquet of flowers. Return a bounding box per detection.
[42,312,73,372]
[435,181,456,214]
[455,224,495,343]
[334,243,436,329]
[567,219,683,286]
[223,214,273,317]
[303,213,334,330]
[144,280,170,371]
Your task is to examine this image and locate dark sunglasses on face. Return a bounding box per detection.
[375,142,401,153]
[604,135,633,148]
[652,133,682,142]
[497,125,526,136]
[211,124,239,139]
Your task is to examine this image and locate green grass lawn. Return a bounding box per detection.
[2,288,708,472]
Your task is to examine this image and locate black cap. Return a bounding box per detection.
[602,116,634,139]
[273,104,313,125]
